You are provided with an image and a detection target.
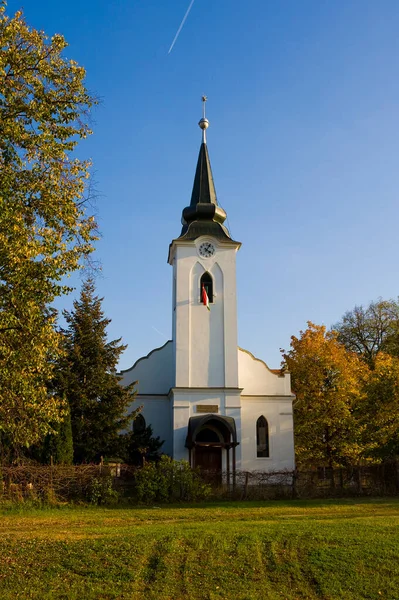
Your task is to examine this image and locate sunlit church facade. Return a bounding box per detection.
[120,107,295,476]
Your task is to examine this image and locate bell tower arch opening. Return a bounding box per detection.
[200,271,213,303]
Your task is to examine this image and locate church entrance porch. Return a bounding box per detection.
[185,415,239,485]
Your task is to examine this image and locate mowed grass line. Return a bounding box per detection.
[0,499,398,600]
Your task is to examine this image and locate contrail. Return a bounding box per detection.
[168,0,196,54]
[152,325,168,340]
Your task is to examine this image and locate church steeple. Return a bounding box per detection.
[189,139,218,208]
[178,98,236,243]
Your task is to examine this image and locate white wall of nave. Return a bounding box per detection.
[240,397,295,471]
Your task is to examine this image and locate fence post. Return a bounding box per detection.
[6,471,11,498]
[329,468,335,491]
[339,468,344,491]
[382,462,386,495]
[243,472,249,500]
[356,466,362,494]
[49,455,54,500]
[292,469,298,499]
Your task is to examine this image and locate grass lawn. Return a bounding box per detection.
[0,498,398,600]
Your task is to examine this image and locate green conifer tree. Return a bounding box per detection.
[122,424,164,466]
[57,279,138,463]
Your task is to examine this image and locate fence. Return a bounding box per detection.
[0,464,137,504]
[0,461,398,504]
[294,462,399,498]
[187,463,399,501]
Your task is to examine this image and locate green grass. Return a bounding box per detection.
[0,498,398,599]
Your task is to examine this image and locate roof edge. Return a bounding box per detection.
[119,340,172,375]
[238,346,285,377]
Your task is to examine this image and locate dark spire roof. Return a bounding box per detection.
[178,141,236,242]
[169,99,240,250]
[190,142,217,207]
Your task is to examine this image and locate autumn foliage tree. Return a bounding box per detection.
[361,353,399,460]
[0,3,97,449]
[283,323,367,468]
[332,298,399,461]
[333,299,399,368]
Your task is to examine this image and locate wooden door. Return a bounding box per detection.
[194,446,222,472]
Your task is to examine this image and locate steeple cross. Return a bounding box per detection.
[199,95,209,143]
[202,95,207,119]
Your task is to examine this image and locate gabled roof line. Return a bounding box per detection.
[238,346,285,377]
[119,340,172,375]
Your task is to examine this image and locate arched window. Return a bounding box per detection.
[200,272,213,303]
[133,414,146,434]
[256,416,269,457]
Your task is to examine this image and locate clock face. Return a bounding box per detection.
[198,242,215,258]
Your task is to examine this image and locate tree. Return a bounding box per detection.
[57,279,139,463]
[121,424,164,466]
[360,353,399,460]
[333,299,399,367]
[0,3,98,448]
[283,323,368,468]
[29,406,74,465]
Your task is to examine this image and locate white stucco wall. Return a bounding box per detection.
[238,347,295,471]
[119,341,174,454]
[238,347,292,396]
[171,388,242,463]
[171,237,240,389]
[119,341,174,394]
[240,398,295,472]
[189,260,224,387]
[132,396,173,456]
[119,340,295,471]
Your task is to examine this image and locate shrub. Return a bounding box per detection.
[134,456,211,504]
[87,476,119,505]
[43,486,59,506]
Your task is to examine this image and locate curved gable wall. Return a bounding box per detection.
[120,342,291,397]
[119,341,174,395]
[238,347,291,396]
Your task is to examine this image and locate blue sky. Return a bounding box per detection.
[8,0,399,369]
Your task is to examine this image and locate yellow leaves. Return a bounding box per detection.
[0,2,98,448]
[285,320,399,464]
[364,352,399,447]
[284,322,369,467]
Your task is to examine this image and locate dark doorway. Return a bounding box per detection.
[194,445,222,471]
[186,414,239,487]
[193,427,222,479]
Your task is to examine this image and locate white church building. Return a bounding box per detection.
[120,106,295,476]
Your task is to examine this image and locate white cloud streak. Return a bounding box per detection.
[168,0,196,54]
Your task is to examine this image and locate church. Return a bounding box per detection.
[120,103,295,477]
